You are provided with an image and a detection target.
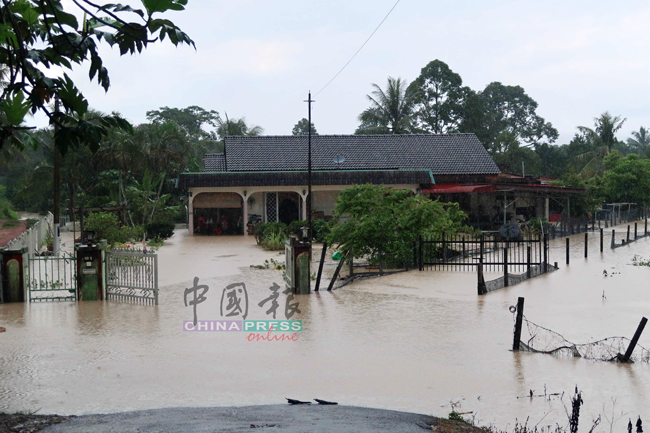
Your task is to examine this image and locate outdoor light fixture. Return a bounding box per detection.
[301,226,309,241]
[302,190,306,196]
[243,190,247,197]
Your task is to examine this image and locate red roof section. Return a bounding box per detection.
[422,184,496,194]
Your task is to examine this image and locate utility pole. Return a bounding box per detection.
[304,92,315,242]
[53,98,61,256]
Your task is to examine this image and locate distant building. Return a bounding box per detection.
[178,134,585,235]
[177,134,500,235]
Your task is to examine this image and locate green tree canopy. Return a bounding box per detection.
[408,59,467,134]
[460,82,558,153]
[292,118,318,136]
[355,76,417,134]
[601,151,650,207]
[328,184,466,270]
[0,0,194,153]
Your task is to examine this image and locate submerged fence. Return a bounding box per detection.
[416,232,552,294]
[543,207,650,240]
[418,233,548,273]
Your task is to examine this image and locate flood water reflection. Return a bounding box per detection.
[1,226,649,428]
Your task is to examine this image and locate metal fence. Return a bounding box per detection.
[105,249,158,305]
[418,233,547,274]
[543,208,650,240]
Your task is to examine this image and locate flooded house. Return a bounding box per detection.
[177,134,583,235]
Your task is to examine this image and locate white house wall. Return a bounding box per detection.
[188,184,419,236]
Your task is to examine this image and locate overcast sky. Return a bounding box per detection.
[52,0,650,145]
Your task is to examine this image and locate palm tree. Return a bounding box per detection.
[216,112,263,139]
[627,126,650,157]
[575,112,626,176]
[356,77,417,134]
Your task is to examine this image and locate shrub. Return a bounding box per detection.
[254,222,288,245]
[261,231,287,250]
[85,212,148,246]
[84,212,124,245]
[145,221,175,241]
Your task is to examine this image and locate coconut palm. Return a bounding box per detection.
[575,112,626,177]
[216,112,264,139]
[356,76,418,134]
[627,127,650,157]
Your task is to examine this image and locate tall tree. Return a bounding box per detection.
[147,106,220,141]
[146,105,222,166]
[0,0,194,153]
[292,118,318,136]
[459,82,558,153]
[408,60,466,134]
[355,77,417,134]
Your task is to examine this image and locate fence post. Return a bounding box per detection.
[584,232,588,258]
[327,252,347,291]
[314,241,327,291]
[503,247,509,287]
[543,234,548,273]
[600,228,603,253]
[512,297,525,351]
[611,230,615,248]
[348,249,352,276]
[620,317,648,363]
[635,223,638,240]
[441,232,447,262]
[413,240,417,271]
[566,238,570,265]
[627,225,631,244]
[527,246,531,278]
[477,261,486,295]
[418,235,423,271]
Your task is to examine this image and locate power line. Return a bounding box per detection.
[315,0,402,96]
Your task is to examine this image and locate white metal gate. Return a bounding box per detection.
[105,249,158,305]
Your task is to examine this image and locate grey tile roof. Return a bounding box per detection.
[218,134,499,175]
[204,154,225,171]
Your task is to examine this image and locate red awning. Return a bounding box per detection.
[422,184,496,194]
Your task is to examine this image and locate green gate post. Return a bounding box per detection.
[1,248,27,303]
[75,243,105,301]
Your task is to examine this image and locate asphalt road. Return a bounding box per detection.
[40,405,438,432]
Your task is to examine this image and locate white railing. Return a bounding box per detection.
[4,212,53,257]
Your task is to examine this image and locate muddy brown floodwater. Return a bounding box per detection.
[1,225,649,429]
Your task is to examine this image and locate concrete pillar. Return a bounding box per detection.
[302,192,307,221]
[545,197,550,220]
[188,193,194,236]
